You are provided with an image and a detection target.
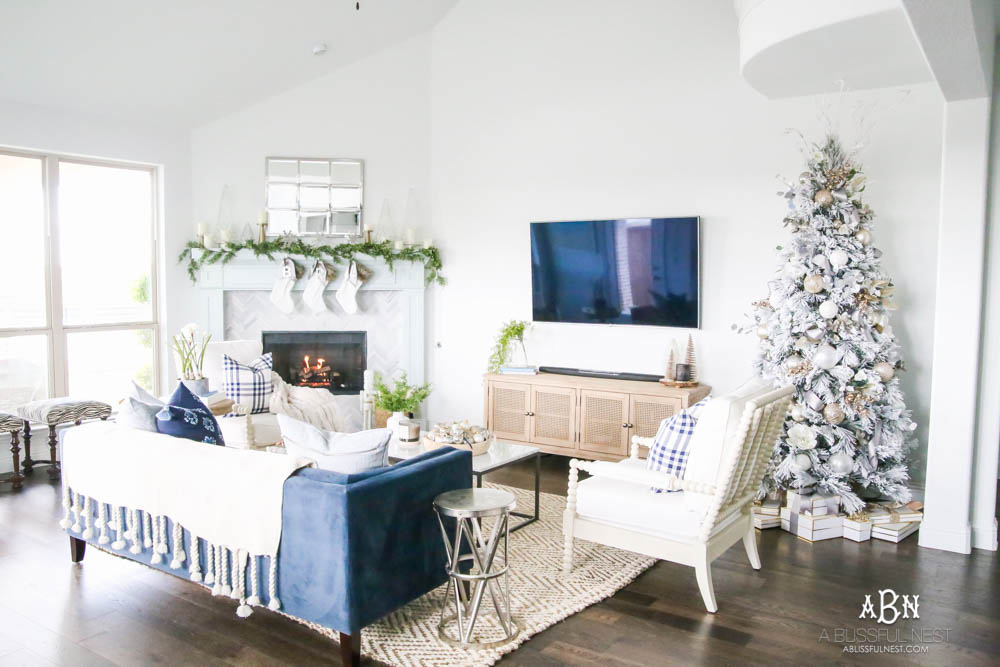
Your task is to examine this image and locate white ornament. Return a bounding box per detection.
[818,300,839,319]
[803,274,825,294]
[756,325,770,339]
[787,424,817,450]
[828,249,849,270]
[829,452,854,475]
[873,362,895,382]
[805,325,824,342]
[855,229,872,245]
[785,262,807,278]
[794,453,812,471]
[812,344,840,370]
[812,254,830,270]
[794,336,811,350]
[790,404,806,422]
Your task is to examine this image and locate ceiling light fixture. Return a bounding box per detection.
[312,43,328,56]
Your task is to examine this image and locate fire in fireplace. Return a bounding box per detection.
[262,331,366,395]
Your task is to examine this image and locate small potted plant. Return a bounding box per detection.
[373,372,432,431]
[487,319,532,373]
[172,322,212,395]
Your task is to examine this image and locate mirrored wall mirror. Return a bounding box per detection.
[265,157,364,237]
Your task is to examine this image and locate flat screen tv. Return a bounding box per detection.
[530,217,700,328]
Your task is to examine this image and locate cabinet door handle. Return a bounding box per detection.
[525,411,534,417]
[622,423,629,429]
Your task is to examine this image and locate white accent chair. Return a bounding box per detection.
[202,339,372,448]
[562,379,793,613]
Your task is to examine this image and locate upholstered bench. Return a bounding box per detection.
[15,398,111,477]
[0,413,25,490]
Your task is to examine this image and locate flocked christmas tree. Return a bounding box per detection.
[744,135,916,514]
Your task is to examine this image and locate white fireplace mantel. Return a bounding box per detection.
[196,250,426,384]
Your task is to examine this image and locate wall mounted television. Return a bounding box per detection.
[530,217,700,328]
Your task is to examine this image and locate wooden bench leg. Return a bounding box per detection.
[70,536,86,563]
[47,425,60,479]
[9,431,22,490]
[21,422,33,474]
[339,631,360,666]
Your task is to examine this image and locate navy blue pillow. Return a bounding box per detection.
[156,382,225,446]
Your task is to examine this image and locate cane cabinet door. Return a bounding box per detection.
[489,381,531,442]
[630,394,684,440]
[529,386,577,449]
[578,389,629,457]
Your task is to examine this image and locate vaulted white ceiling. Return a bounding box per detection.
[0,0,457,128]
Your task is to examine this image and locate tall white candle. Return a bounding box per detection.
[258,209,268,224]
[405,227,416,244]
[196,222,206,236]
[394,240,404,251]
[219,228,231,243]
[423,239,433,249]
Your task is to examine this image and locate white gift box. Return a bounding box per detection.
[757,498,781,516]
[780,507,844,541]
[753,514,781,529]
[843,517,873,542]
[872,521,919,543]
[786,490,840,515]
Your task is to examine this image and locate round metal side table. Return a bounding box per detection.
[433,488,519,648]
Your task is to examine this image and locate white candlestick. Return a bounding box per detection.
[203,232,214,248]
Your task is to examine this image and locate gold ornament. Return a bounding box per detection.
[874,362,895,382]
[823,403,845,424]
[814,189,834,206]
[803,274,825,294]
[855,229,872,245]
[855,289,879,311]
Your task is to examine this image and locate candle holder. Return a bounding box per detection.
[659,363,698,388]
[257,221,269,243]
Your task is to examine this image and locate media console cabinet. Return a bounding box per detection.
[482,372,710,462]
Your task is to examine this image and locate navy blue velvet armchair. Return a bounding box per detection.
[68,447,472,666]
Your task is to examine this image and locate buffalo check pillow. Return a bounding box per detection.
[647,396,711,493]
[222,352,273,414]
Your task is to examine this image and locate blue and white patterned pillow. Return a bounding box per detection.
[647,396,710,493]
[222,352,273,415]
[156,382,225,446]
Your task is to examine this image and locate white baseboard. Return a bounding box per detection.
[972,517,998,551]
[918,519,972,554]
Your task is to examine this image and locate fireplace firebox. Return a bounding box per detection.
[262,331,366,395]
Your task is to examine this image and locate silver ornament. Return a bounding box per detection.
[829,452,854,475]
[794,453,812,471]
[804,391,825,412]
[814,189,833,206]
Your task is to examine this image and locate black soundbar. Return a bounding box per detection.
[538,366,662,383]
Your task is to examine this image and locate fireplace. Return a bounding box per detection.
[262,331,366,395]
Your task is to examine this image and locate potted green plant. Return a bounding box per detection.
[373,372,432,431]
[172,323,212,394]
[487,319,531,373]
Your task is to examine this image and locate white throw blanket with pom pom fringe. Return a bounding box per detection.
[60,421,314,616]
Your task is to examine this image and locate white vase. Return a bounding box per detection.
[386,411,406,433]
[180,377,210,396]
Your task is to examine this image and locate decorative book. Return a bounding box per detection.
[872,522,919,543]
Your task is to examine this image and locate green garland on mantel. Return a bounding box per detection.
[178,237,445,286]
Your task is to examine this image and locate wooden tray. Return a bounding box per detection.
[423,434,493,456]
[659,379,699,388]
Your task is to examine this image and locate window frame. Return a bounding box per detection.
[0,147,161,400]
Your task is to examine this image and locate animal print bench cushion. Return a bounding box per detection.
[15,399,111,425]
[0,414,24,433]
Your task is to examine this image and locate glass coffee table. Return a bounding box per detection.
[389,438,541,532]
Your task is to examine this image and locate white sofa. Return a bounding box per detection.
[203,339,366,448]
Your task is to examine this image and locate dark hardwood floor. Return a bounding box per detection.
[0,456,997,666]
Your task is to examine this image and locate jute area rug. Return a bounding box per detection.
[290,483,655,666]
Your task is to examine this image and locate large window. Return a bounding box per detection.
[0,149,159,411]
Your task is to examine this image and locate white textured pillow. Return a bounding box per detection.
[277,414,391,474]
[682,378,773,516]
[116,382,164,432]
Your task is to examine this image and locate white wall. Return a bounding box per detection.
[0,99,197,391]
[190,33,432,245]
[426,0,943,487]
[186,0,944,488]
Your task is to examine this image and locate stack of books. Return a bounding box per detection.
[872,522,920,543]
[752,499,781,529]
[499,366,538,375]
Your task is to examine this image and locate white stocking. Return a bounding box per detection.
[302,261,330,314]
[269,258,297,314]
[336,261,362,314]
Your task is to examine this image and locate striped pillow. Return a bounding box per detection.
[222,352,273,415]
[647,397,710,493]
